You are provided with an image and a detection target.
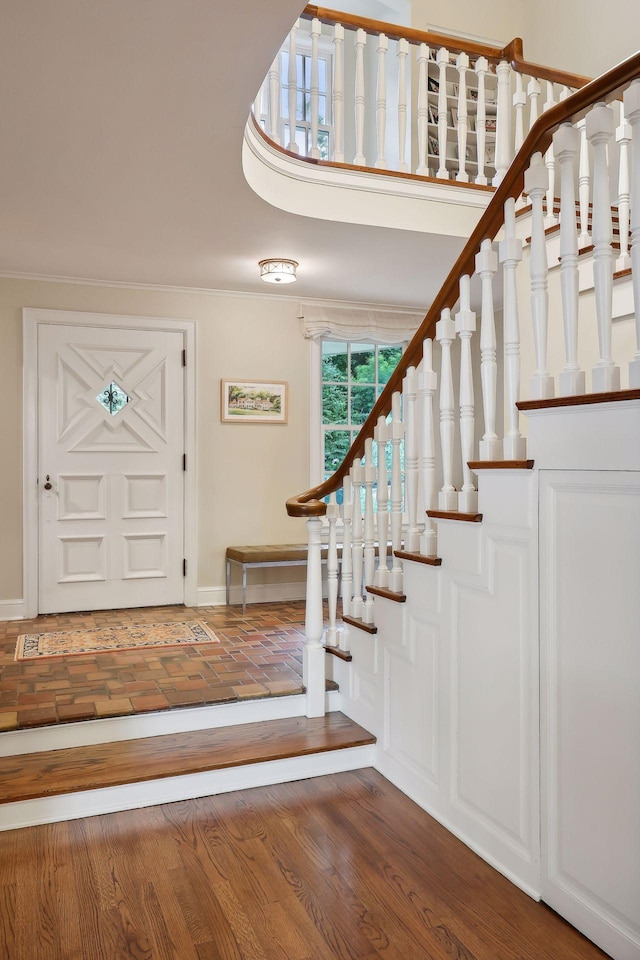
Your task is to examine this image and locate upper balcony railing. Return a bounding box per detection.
[253,4,589,189]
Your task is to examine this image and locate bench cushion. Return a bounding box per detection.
[226,544,309,564]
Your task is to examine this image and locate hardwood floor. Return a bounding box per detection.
[0,769,609,960]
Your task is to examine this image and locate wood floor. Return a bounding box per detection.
[0,769,609,960]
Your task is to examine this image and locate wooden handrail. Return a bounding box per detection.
[301,5,591,89]
[286,50,640,517]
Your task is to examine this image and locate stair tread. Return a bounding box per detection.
[393,550,442,566]
[342,615,378,635]
[1,713,375,804]
[365,585,406,602]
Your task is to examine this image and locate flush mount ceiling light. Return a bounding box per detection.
[259,258,298,284]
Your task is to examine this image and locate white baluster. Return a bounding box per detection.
[310,18,321,159]
[527,77,541,132]
[397,38,409,173]
[624,79,640,387]
[455,276,477,511]
[354,29,366,165]
[475,57,488,186]
[325,493,339,647]
[525,152,555,399]
[500,197,526,458]
[339,475,353,650]
[587,101,620,392]
[375,33,388,169]
[437,47,450,179]
[544,83,557,225]
[304,517,325,717]
[513,72,526,153]
[455,52,470,183]
[363,439,376,623]
[554,123,585,396]
[268,55,280,145]
[476,239,502,459]
[333,24,345,163]
[350,461,364,619]
[494,60,512,187]
[577,118,591,247]
[390,391,404,590]
[436,310,458,509]
[616,104,632,271]
[374,416,390,587]
[403,366,420,551]
[416,43,429,176]
[419,339,438,556]
[287,21,299,153]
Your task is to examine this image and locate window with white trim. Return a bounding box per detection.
[280,46,332,160]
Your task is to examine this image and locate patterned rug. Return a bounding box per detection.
[15,620,220,661]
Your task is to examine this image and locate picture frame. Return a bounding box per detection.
[451,83,459,98]
[485,141,496,166]
[469,87,479,102]
[427,76,439,93]
[450,106,458,127]
[428,135,439,156]
[428,104,438,125]
[221,379,288,424]
[485,117,497,133]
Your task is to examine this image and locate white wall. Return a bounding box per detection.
[0,277,312,606]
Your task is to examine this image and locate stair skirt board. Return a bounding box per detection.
[0,744,376,832]
[0,689,343,758]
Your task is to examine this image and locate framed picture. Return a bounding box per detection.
[486,141,496,166]
[485,117,497,133]
[428,104,438,125]
[221,379,288,423]
[450,106,458,127]
[428,135,439,156]
[451,83,459,98]
[469,88,479,102]
[427,76,439,93]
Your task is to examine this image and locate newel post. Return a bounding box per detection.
[304,517,325,717]
[624,79,640,387]
[493,60,512,187]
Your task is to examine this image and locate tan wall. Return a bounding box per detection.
[410,0,527,45]
[0,277,311,603]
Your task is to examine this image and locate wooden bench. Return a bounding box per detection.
[226,544,316,615]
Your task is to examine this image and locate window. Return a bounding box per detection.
[321,341,403,484]
[280,46,332,159]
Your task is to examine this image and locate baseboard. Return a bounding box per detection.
[198,581,310,606]
[0,599,25,621]
[0,743,376,832]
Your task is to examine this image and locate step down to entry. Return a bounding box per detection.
[0,713,376,831]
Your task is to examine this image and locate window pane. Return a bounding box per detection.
[322,384,348,424]
[324,430,351,473]
[350,344,376,382]
[296,54,304,87]
[318,95,327,124]
[351,384,375,424]
[318,59,327,92]
[296,91,305,121]
[322,341,348,381]
[295,127,307,154]
[317,130,329,160]
[378,345,403,384]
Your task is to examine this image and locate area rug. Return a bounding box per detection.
[15,620,220,661]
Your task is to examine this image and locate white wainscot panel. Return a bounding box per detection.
[452,538,534,860]
[384,609,439,787]
[403,562,441,617]
[123,474,167,518]
[476,474,534,528]
[123,534,167,579]
[435,521,483,575]
[58,536,105,582]
[58,474,106,520]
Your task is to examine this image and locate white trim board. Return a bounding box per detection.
[0,600,25,621]
[0,744,376,832]
[22,308,198,618]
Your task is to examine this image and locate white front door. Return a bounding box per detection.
[37,321,186,613]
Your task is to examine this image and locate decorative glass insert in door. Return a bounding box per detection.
[96,381,130,416]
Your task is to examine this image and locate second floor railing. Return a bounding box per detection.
[254,4,589,191]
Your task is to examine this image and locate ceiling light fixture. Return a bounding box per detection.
[259,258,298,284]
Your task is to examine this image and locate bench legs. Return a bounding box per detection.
[226,558,248,614]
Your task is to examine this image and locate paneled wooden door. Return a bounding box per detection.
[37,321,186,614]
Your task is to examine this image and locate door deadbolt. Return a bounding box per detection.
[43,474,52,490]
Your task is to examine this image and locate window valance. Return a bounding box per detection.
[298,303,423,344]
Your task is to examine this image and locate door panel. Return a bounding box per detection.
[38,323,185,613]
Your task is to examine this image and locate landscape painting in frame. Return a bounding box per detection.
[221,379,288,424]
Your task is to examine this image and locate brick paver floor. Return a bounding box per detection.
[0,601,335,732]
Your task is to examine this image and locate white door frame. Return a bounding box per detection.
[23,308,198,618]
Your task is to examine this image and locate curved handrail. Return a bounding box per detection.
[301,5,591,89]
[286,50,640,517]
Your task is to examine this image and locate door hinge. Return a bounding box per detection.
[182,348,186,367]
[183,558,187,577]
[183,453,187,471]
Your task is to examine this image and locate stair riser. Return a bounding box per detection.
[0,744,376,832]
[0,689,343,758]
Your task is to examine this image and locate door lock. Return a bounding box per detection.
[43,474,53,490]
